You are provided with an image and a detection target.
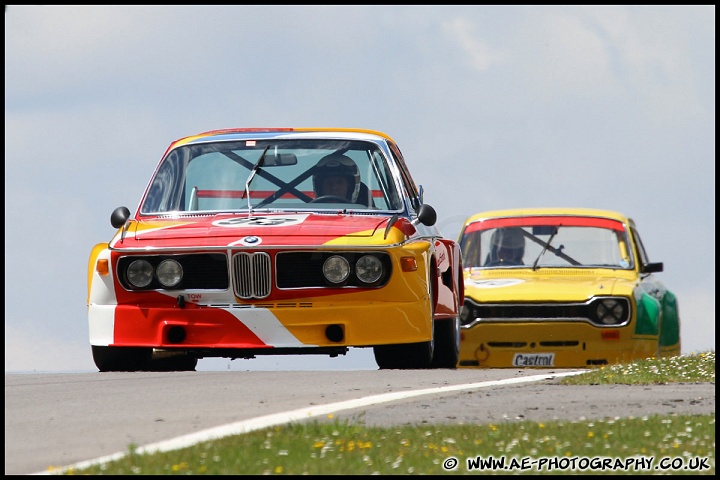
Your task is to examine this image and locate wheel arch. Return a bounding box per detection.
[430,238,464,317]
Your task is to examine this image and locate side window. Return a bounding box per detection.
[388,141,420,211]
[631,228,650,266]
[364,150,401,210]
[141,148,190,214]
[459,229,483,268]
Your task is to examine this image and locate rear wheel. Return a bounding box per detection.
[92,346,152,372]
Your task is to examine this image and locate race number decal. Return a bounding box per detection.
[212,214,309,228]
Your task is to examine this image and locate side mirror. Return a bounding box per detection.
[416,203,437,227]
[642,262,664,274]
[111,206,130,229]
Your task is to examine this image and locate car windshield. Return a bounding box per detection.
[140,139,403,215]
[460,218,635,270]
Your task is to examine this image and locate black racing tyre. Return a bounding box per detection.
[428,316,460,369]
[92,345,152,372]
[373,341,433,369]
[149,352,198,372]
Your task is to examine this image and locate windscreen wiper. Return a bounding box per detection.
[532,227,559,271]
[243,145,270,217]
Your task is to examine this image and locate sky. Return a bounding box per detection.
[4,5,715,373]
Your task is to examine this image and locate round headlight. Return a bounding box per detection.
[323,255,350,284]
[596,298,626,325]
[355,255,383,284]
[156,259,183,288]
[127,259,154,288]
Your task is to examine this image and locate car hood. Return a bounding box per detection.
[109,212,411,250]
[463,269,637,302]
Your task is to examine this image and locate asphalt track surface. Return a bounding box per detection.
[4,369,715,475]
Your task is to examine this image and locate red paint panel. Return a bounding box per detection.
[463,216,624,234]
[111,303,270,348]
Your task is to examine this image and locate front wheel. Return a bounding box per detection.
[428,316,460,368]
[373,341,433,369]
[149,351,198,371]
[92,345,152,372]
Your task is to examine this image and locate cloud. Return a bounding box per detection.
[442,17,509,72]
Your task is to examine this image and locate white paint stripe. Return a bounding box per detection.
[35,370,586,475]
[227,308,307,346]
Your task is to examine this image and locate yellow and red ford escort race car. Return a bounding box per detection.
[457,208,680,368]
[87,128,463,371]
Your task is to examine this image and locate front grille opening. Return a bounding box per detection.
[232,252,272,299]
[488,342,527,348]
[539,341,579,347]
[464,297,630,327]
[586,359,608,365]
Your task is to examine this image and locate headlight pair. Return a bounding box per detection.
[323,254,383,286]
[127,258,183,288]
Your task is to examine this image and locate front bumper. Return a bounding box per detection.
[458,321,660,368]
[88,298,432,350]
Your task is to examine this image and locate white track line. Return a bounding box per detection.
[36,370,586,475]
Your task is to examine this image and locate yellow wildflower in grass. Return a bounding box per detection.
[274,466,283,474]
[171,462,189,472]
[587,432,595,438]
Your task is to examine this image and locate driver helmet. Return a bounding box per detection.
[490,227,525,262]
[312,154,361,202]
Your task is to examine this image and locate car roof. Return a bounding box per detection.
[165,128,395,153]
[462,208,632,227]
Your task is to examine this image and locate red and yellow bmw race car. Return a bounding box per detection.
[87,128,463,371]
[457,208,680,368]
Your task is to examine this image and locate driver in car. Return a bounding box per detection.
[312,154,361,203]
